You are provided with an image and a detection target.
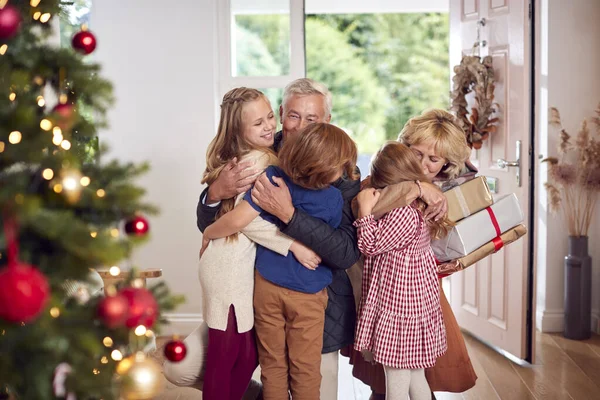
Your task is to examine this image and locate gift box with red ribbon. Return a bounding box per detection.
[432,193,524,262]
[436,224,528,277]
[445,176,494,222]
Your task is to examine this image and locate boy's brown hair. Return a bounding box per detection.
[279,123,358,189]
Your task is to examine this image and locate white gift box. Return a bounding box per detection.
[432,193,524,262]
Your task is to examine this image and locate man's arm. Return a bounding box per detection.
[196,188,220,233]
[196,158,260,232]
[282,178,361,270]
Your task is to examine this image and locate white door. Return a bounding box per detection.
[449,0,534,361]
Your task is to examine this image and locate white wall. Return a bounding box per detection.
[535,0,600,333]
[92,0,218,334]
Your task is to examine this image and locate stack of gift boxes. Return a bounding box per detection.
[432,176,528,276]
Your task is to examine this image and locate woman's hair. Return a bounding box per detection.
[279,123,358,189]
[398,109,471,180]
[202,87,273,222]
[370,141,453,239]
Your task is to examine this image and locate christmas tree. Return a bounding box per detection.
[0,1,184,398]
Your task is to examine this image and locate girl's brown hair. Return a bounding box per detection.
[202,87,274,225]
[279,123,359,189]
[370,141,453,239]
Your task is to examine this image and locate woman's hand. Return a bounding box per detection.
[356,188,381,218]
[199,237,210,259]
[290,241,321,270]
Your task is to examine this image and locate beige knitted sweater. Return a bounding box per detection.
[198,150,294,332]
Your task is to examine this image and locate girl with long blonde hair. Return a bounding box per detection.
[166,87,319,400]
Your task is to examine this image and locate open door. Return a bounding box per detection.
[448,0,535,361]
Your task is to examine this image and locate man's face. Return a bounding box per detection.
[280,94,331,139]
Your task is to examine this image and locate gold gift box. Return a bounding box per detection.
[437,224,527,276]
[445,176,493,222]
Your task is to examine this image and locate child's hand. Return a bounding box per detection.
[290,241,321,271]
[356,188,381,218]
[199,237,211,259]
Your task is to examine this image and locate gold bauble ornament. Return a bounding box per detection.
[116,353,163,399]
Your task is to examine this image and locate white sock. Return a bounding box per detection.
[383,366,411,400]
[408,368,431,400]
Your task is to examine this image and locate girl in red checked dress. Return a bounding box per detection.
[353,142,454,400]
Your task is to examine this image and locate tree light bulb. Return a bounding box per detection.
[62,177,78,191]
[33,11,41,20]
[42,168,54,180]
[0,45,7,55]
[40,13,51,23]
[40,119,52,131]
[9,92,16,101]
[80,176,91,186]
[8,131,21,144]
[60,140,71,150]
[109,266,121,276]
[37,96,45,107]
[135,325,147,336]
[103,337,114,347]
[52,133,63,145]
[111,350,123,361]
[30,0,41,7]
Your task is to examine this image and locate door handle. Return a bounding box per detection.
[496,140,522,187]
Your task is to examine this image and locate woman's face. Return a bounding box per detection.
[410,140,447,180]
[241,98,277,148]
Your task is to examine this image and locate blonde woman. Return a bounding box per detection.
[347,109,477,399]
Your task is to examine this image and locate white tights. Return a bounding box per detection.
[383,366,431,400]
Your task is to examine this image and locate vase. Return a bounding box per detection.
[564,236,592,340]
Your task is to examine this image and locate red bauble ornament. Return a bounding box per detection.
[120,287,158,328]
[97,293,129,328]
[72,30,97,55]
[0,5,21,40]
[52,103,76,131]
[164,339,187,362]
[124,216,150,236]
[0,262,50,323]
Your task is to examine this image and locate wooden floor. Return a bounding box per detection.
[153,331,600,399]
[437,332,600,400]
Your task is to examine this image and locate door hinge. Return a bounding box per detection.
[528,2,532,20]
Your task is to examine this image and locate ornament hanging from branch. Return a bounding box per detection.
[72,26,97,55]
[0,217,50,323]
[0,4,21,40]
[450,55,499,150]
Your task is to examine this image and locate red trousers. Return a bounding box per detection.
[203,305,259,400]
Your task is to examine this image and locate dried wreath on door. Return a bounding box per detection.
[450,55,499,149]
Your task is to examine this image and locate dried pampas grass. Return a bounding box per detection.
[544,105,600,236]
